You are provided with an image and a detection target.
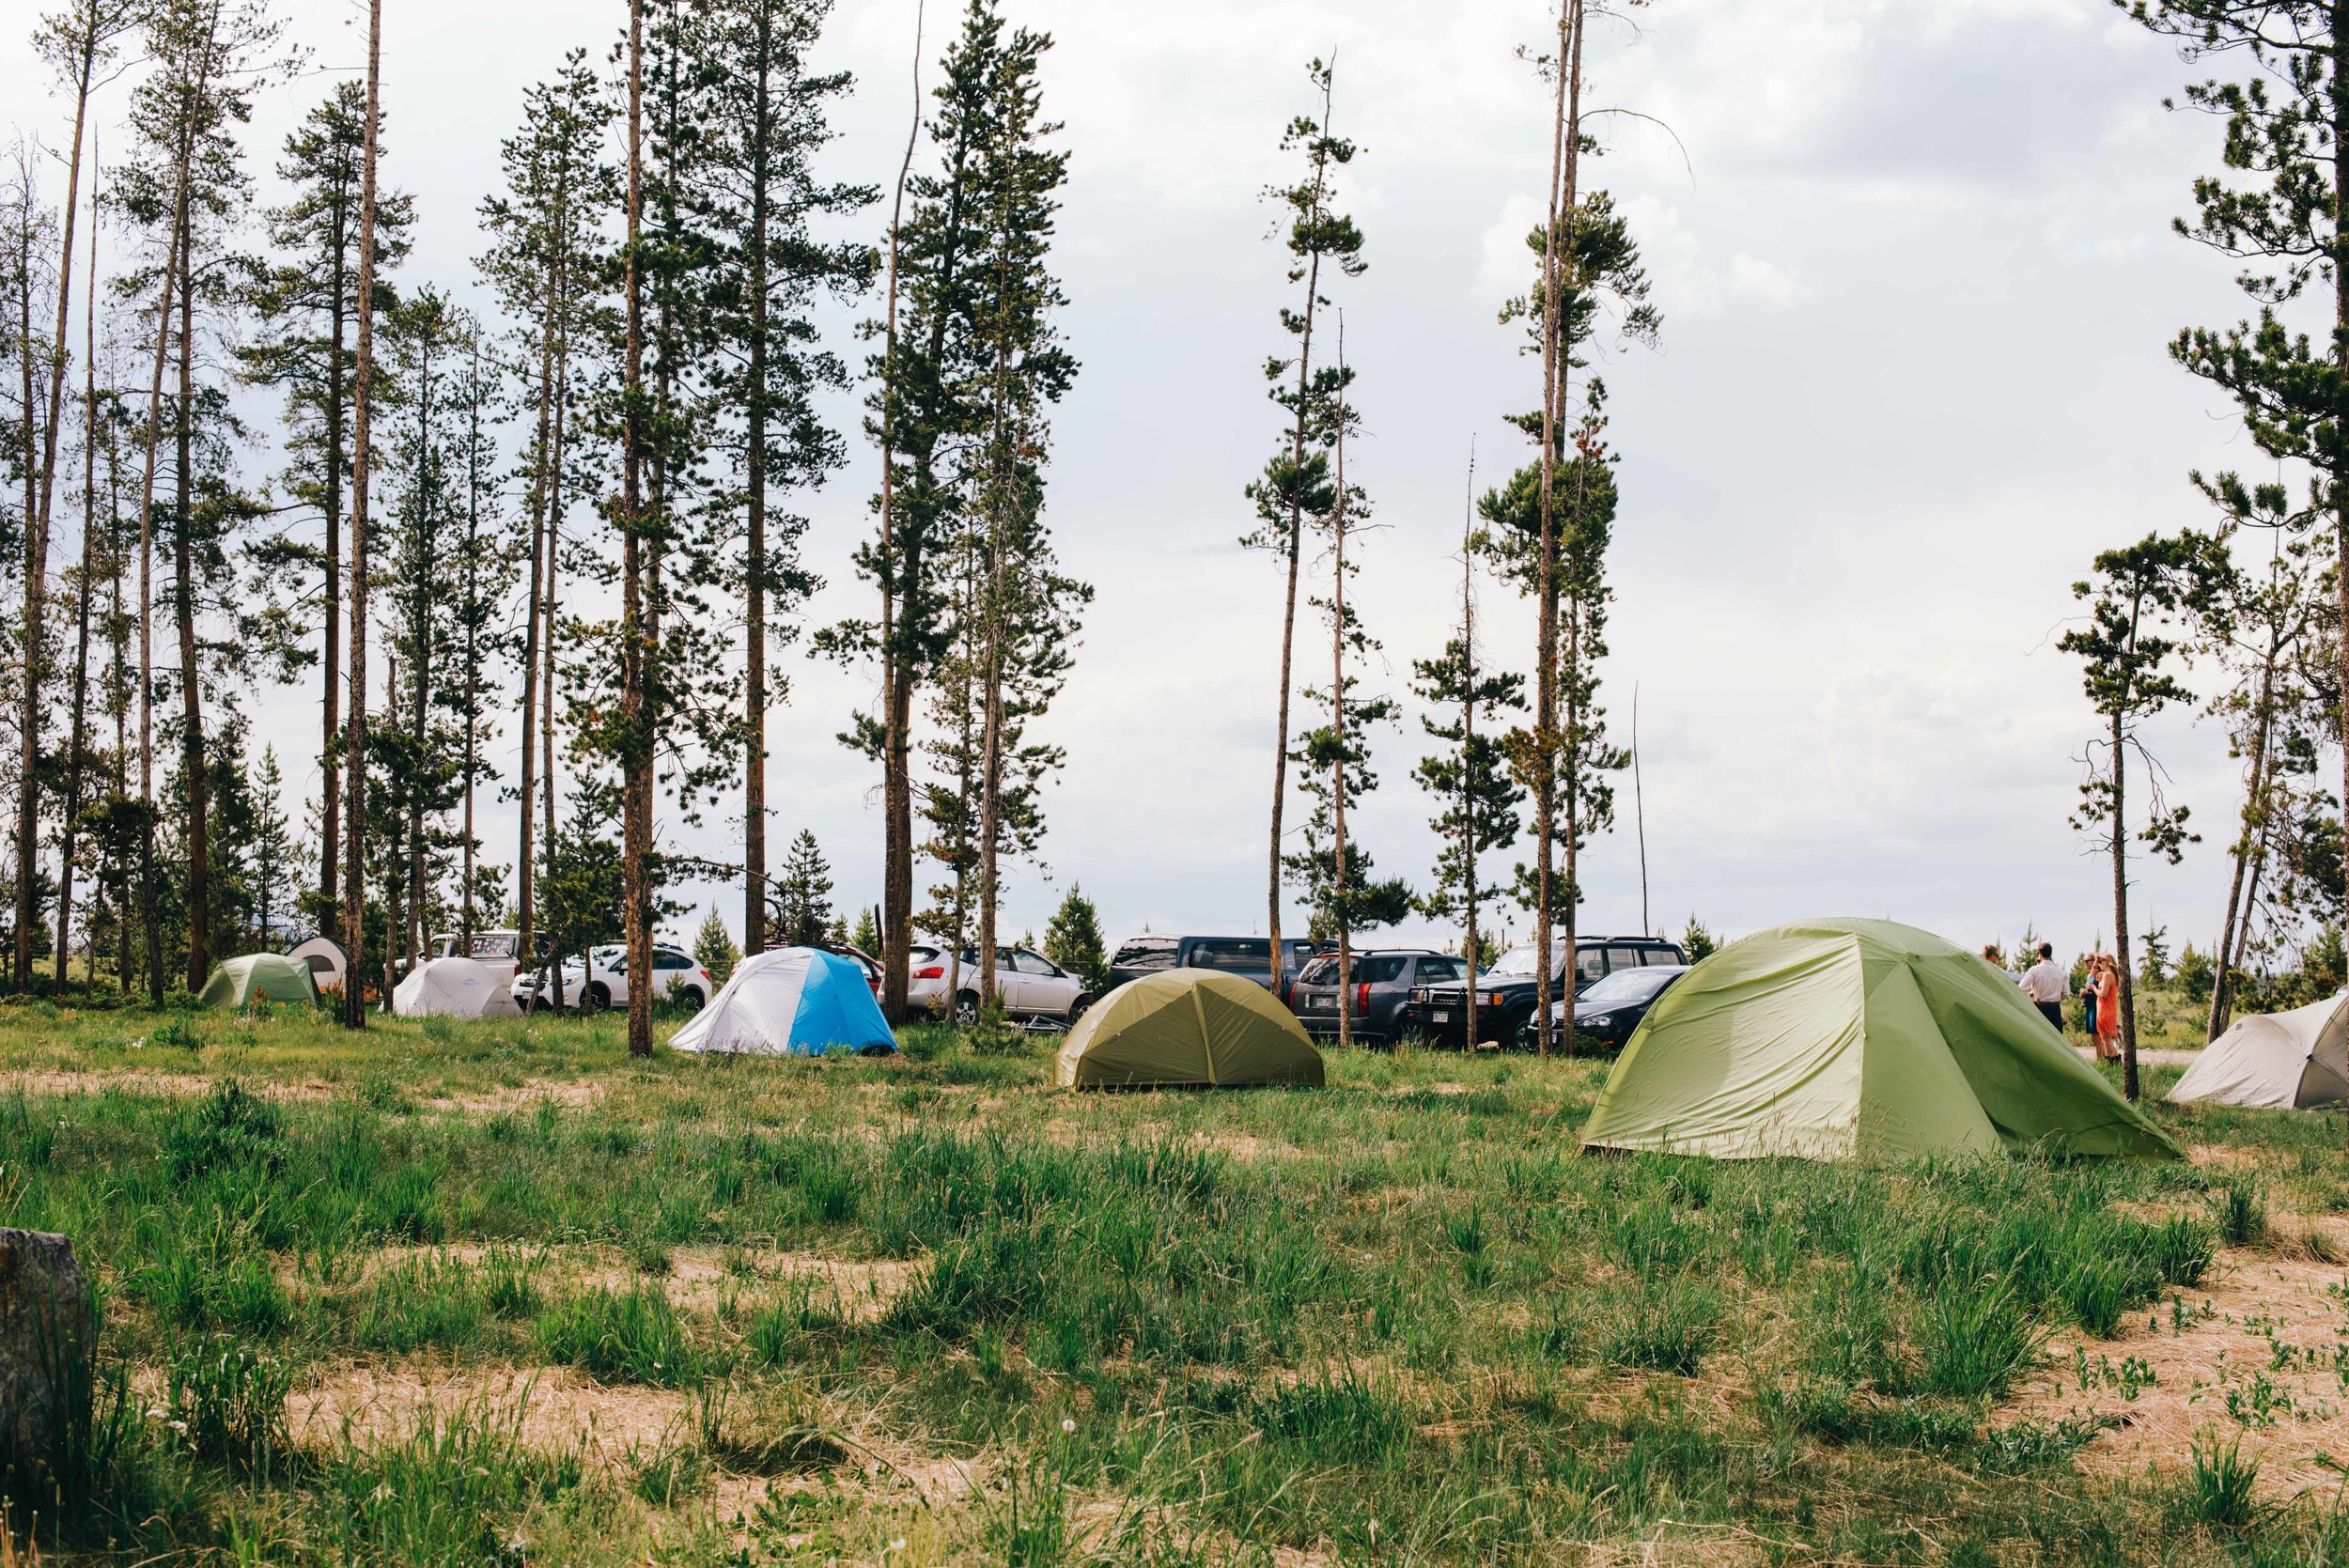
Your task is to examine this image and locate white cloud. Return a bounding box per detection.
[1727,251,1801,305]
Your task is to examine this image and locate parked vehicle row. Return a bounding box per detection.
[512,942,716,1014]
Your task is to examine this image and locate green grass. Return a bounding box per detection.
[0,993,2342,1563]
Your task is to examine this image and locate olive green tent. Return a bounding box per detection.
[1580,917,2179,1162]
[197,952,321,1010]
[1057,970,1325,1089]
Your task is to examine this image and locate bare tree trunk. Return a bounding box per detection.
[541,305,570,1011]
[878,0,923,1028]
[56,160,101,995]
[620,0,652,1059]
[343,0,381,1029]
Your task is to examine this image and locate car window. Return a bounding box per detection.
[1112,938,1176,970]
[1606,945,1646,973]
[1190,939,1268,971]
[1576,947,1607,984]
[1297,957,1337,986]
[1581,967,1681,1004]
[1415,957,1466,985]
[1487,944,1538,977]
[1011,951,1056,976]
[1358,955,1408,985]
[655,950,692,970]
[470,934,518,960]
[1641,946,1681,968]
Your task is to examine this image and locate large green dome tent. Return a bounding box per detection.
[1579,917,2179,1162]
[1057,970,1324,1089]
[197,952,322,1010]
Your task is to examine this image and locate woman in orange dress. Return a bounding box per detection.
[2092,955,2123,1062]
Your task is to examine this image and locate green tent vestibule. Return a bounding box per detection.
[1579,917,2179,1163]
[197,952,323,1010]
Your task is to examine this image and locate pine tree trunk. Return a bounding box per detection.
[2209,637,2278,1041]
[2111,706,2139,1100]
[56,181,100,996]
[742,17,771,960]
[133,241,173,1006]
[620,0,652,1059]
[1531,0,1575,1059]
[1268,88,1337,1002]
[174,171,209,993]
[319,208,347,913]
[878,3,924,1028]
[541,305,568,1010]
[1331,394,1350,1054]
[515,294,552,979]
[12,194,44,990]
[343,0,381,1029]
[1462,475,1478,1048]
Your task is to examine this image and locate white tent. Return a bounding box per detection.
[2168,993,2349,1110]
[393,955,522,1019]
[288,935,347,994]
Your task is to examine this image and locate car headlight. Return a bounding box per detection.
[1583,1013,1616,1030]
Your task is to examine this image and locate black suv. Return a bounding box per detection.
[1289,949,1470,1044]
[1398,935,1687,1048]
[1108,935,1317,993]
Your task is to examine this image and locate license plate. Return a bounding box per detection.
[1306,998,1330,1010]
[1431,1011,1450,1023]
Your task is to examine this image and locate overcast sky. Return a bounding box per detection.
[0,0,2310,963]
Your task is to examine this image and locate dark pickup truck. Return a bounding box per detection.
[1397,935,1687,1048]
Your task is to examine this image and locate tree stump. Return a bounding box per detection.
[0,1228,92,1496]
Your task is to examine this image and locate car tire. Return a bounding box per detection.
[1070,992,1093,1019]
[953,991,980,1026]
[679,987,705,1014]
[583,984,609,1015]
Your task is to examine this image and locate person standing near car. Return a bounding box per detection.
[2019,942,2068,1035]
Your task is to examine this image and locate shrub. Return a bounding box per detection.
[322,1406,582,1565]
[2216,1179,2269,1249]
[1913,1279,2043,1400]
[1600,1281,1722,1375]
[2180,1428,2261,1534]
[165,1333,291,1475]
[162,1080,283,1180]
[534,1286,701,1387]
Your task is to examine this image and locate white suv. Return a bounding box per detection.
[512,942,714,1014]
[908,944,1088,1026]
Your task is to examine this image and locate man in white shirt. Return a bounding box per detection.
[2018,943,2068,1034]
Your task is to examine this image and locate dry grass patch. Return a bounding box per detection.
[2009,1245,2349,1498]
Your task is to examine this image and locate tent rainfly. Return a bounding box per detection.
[197,953,322,1009]
[2168,994,2349,1110]
[669,947,895,1056]
[287,935,347,994]
[393,955,523,1019]
[1580,916,2180,1162]
[1056,969,1325,1089]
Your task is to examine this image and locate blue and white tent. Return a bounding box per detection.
[669,946,895,1056]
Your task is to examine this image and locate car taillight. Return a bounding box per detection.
[1356,982,1370,1015]
[914,965,943,980]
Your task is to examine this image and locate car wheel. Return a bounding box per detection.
[1070,992,1093,1018]
[953,991,980,1026]
[583,984,609,1015]
[679,987,705,1014]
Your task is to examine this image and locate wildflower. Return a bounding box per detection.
[1061,1418,1076,1434]
[889,1540,907,1554]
